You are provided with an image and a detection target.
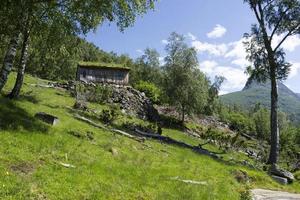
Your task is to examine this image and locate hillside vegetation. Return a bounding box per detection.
[0,74,299,199]
[221,81,300,123]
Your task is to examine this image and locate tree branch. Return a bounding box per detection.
[270,7,291,41]
[253,3,262,23]
[274,24,300,52]
[263,0,276,11]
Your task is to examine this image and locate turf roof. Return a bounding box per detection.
[78,61,130,70]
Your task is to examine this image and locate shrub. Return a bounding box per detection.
[294,171,300,181]
[122,121,158,134]
[99,106,120,124]
[134,81,161,103]
[90,85,113,103]
[239,187,252,200]
[76,83,112,104]
[226,113,254,135]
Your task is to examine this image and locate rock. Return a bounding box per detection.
[73,101,88,111]
[232,170,250,183]
[35,112,59,125]
[76,82,160,122]
[59,162,75,168]
[292,161,300,172]
[269,164,295,183]
[170,177,207,185]
[109,148,118,156]
[251,189,300,200]
[271,175,288,185]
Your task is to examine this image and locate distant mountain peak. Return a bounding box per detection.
[242,79,296,97]
[222,78,300,123]
[242,79,264,91]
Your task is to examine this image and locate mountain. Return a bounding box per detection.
[221,80,300,123]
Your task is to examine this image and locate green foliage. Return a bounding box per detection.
[221,112,254,135]
[0,73,300,199]
[130,48,163,86]
[122,121,158,134]
[294,171,300,181]
[99,107,120,124]
[27,35,134,80]
[134,81,161,103]
[77,84,113,104]
[280,126,300,169]
[203,127,246,151]
[221,81,300,124]
[252,108,270,140]
[205,76,226,115]
[163,32,209,122]
[244,0,300,164]
[239,186,252,200]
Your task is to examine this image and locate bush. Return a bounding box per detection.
[76,83,112,104]
[225,113,254,135]
[122,121,158,134]
[99,106,120,124]
[134,81,161,103]
[91,85,113,103]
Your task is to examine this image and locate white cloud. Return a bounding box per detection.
[225,38,251,68]
[199,60,218,74]
[219,90,229,95]
[159,56,166,65]
[199,60,248,94]
[136,49,143,54]
[192,40,228,56]
[207,24,227,39]
[187,32,197,41]
[272,35,300,52]
[289,62,300,79]
[161,39,168,45]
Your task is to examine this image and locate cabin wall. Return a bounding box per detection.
[77,67,129,85]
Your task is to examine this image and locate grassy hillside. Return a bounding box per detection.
[221,81,300,123]
[0,74,299,200]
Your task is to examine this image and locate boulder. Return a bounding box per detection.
[73,101,88,111]
[35,112,59,125]
[109,147,118,156]
[271,175,288,185]
[269,164,295,183]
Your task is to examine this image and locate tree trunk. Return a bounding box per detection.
[0,31,20,92]
[8,30,30,99]
[268,74,280,164]
[181,105,185,124]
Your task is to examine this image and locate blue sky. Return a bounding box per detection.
[85,0,300,94]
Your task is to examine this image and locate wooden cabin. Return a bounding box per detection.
[76,62,130,85]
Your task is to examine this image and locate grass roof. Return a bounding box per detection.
[78,61,130,70]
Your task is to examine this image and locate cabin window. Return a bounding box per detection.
[116,72,124,80]
[83,71,86,78]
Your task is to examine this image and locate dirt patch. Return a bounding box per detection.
[10,162,36,175]
[251,189,300,200]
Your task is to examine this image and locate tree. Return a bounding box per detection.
[205,76,225,115]
[0,0,157,97]
[131,48,163,86]
[253,107,270,140]
[164,32,209,123]
[244,0,300,164]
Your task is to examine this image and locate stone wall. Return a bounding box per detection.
[76,82,159,122]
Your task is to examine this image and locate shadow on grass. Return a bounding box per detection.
[0,97,48,132]
[159,114,185,131]
[17,93,40,104]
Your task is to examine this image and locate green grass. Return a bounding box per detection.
[0,73,299,199]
